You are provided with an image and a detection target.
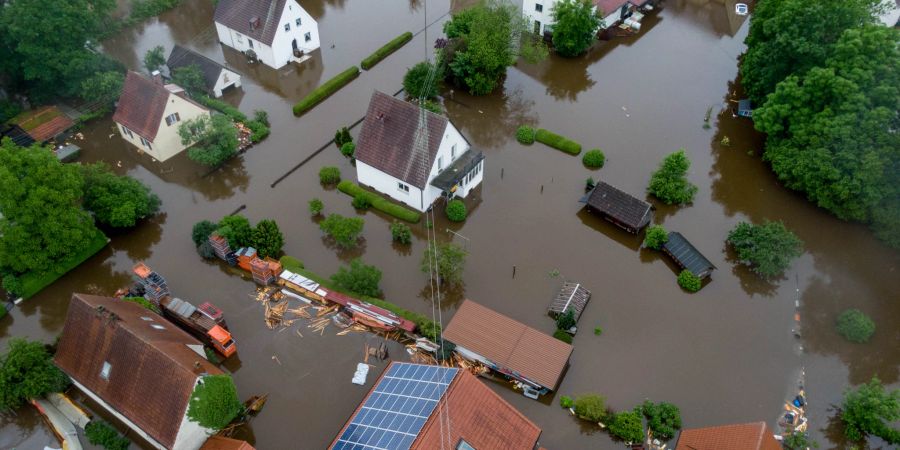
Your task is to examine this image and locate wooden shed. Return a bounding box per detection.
[548,282,591,323]
[662,232,716,279]
[581,181,653,233]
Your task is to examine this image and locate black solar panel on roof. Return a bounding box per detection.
[334,363,457,450]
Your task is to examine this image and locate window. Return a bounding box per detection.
[141,316,153,321]
[534,20,541,34]
[140,137,152,150]
[100,361,112,380]
[535,3,543,12]
[304,32,311,42]
[437,156,443,171]
[151,324,165,330]
[296,18,302,27]
[248,39,254,49]
[451,144,456,159]
[398,182,410,193]
[284,23,290,32]
[235,33,244,45]
[165,112,180,126]
[120,125,133,138]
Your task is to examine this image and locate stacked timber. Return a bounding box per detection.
[132,262,170,307]
[209,234,232,261]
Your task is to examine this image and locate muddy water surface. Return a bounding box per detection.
[2,0,898,449]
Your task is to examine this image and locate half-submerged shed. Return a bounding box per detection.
[662,232,716,279]
[548,282,591,322]
[581,181,653,233]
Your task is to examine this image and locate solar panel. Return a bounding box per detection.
[334,363,458,450]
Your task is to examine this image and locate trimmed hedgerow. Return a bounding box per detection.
[361,32,414,70]
[293,67,360,116]
[445,199,467,222]
[535,128,582,155]
[516,125,535,144]
[677,270,702,292]
[582,149,605,168]
[337,181,421,223]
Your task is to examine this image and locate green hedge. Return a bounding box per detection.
[293,67,360,116]
[337,181,421,223]
[197,96,247,122]
[279,255,304,272]
[361,32,413,70]
[535,128,582,155]
[18,232,108,299]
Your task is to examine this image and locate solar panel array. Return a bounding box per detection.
[333,363,458,450]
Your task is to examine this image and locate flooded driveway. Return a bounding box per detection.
[2,0,898,449]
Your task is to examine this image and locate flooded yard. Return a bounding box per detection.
[2,0,898,449]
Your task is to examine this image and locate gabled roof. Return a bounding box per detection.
[201,436,256,450]
[54,294,222,449]
[595,0,630,15]
[443,300,573,391]
[214,0,288,46]
[167,45,228,94]
[583,181,653,231]
[12,106,74,143]
[663,232,716,279]
[675,422,782,450]
[112,71,171,141]
[355,91,448,189]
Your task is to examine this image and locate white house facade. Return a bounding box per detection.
[355,91,484,213]
[522,0,654,35]
[214,0,320,70]
[113,71,210,162]
[167,45,242,98]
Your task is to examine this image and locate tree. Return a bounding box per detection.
[334,127,352,148]
[80,163,160,228]
[251,219,284,258]
[608,410,644,443]
[341,142,356,158]
[186,375,242,430]
[319,214,365,248]
[79,71,125,110]
[171,64,206,96]
[179,114,239,166]
[442,0,547,95]
[192,220,219,247]
[551,0,603,57]
[677,270,701,292]
[143,45,166,74]
[390,221,412,244]
[0,140,101,276]
[556,309,576,331]
[647,149,698,205]
[836,309,876,343]
[727,221,803,278]
[573,394,607,422]
[782,432,818,450]
[641,401,682,441]
[217,215,253,248]
[643,225,668,250]
[421,242,467,285]
[331,259,382,297]
[403,61,440,99]
[0,338,69,411]
[740,0,878,105]
[445,199,467,222]
[841,377,900,444]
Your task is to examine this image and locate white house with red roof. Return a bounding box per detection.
[214,0,320,69]
[522,0,654,35]
[113,71,210,162]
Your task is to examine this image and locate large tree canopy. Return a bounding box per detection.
[551,0,603,57]
[180,114,239,167]
[81,163,161,228]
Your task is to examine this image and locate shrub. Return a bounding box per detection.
[553,329,573,343]
[340,141,356,158]
[279,255,304,272]
[181,114,239,167]
[727,221,803,278]
[334,127,352,148]
[2,275,21,297]
[573,394,607,422]
[319,166,341,185]
[445,199,467,222]
[217,215,253,248]
[782,432,817,450]
[586,176,596,190]
[421,242,467,285]
[594,326,603,336]
[196,95,247,122]
[836,309,876,343]
[251,219,284,258]
[192,220,219,247]
[556,309,576,331]
[331,259,382,297]
[319,214,365,248]
[293,67,360,116]
[337,181,421,223]
[648,149,698,205]
[404,61,440,99]
[535,128,582,155]
[253,109,269,126]
[123,296,160,313]
[0,338,69,411]
[608,410,644,443]
[186,374,242,430]
[352,194,372,209]
[361,32,413,70]
[0,304,6,320]
[391,221,412,244]
[85,421,130,450]
[643,225,668,250]
[560,395,574,409]
[582,149,605,168]
[246,120,270,143]
[641,401,682,441]
[309,198,324,216]
[516,125,535,144]
[197,240,216,259]
[677,270,702,292]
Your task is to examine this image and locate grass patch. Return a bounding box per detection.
[337,181,421,223]
[293,67,360,116]
[18,232,108,299]
[361,32,413,70]
[535,128,582,155]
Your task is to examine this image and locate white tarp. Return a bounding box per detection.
[351,363,370,385]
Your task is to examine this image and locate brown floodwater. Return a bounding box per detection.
[3,0,898,449]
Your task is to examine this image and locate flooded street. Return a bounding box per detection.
[2,0,899,449]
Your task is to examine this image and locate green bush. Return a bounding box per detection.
[361,32,413,70]
[560,395,574,409]
[573,394,607,422]
[445,199,467,222]
[582,149,605,168]
[251,219,284,258]
[197,241,216,259]
[404,62,440,99]
[309,198,324,216]
[192,220,219,247]
[727,221,803,279]
[293,67,360,116]
[331,259,382,297]
[196,95,247,122]
[643,225,668,250]
[253,110,269,126]
[2,275,21,297]
[279,255,304,272]
[319,214,365,248]
[648,149,698,205]
[123,296,160,313]
[390,221,412,244]
[186,374,242,430]
[677,270,702,292]
[337,181,421,223]
[556,309,576,331]
[641,400,682,441]
[586,176,596,190]
[246,120,270,143]
[594,326,602,336]
[516,126,535,144]
[0,339,70,411]
[535,128,582,155]
[340,142,356,158]
[334,127,352,148]
[217,215,253,248]
[608,410,645,443]
[836,309,876,343]
[553,329,573,344]
[352,194,372,210]
[319,166,341,185]
[85,420,130,450]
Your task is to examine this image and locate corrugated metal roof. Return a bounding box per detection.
[662,232,716,278]
[583,181,652,231]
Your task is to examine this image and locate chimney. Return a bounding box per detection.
[249,16,260,31]
[151,70,163,85]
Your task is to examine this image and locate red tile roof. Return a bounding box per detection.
[54,294,222,449]
[200,436,256,450]
[355,91,448,189]
[443,300,573,391]
[214,0,288,46]
[113,71,171,141]
[413,368,541,449]
[675,422,782,450]
[13,106,74,142]
[595,0,630,15]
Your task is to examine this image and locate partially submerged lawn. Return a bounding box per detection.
[18,232,108,299]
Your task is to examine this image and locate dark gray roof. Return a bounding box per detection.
[582,181,652,230]
[431,149,484,191]
[214,0,287,46]
[167,45,227,93]
[663,232,716,279]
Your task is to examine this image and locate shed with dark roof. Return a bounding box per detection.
[581,181,653,233]
[167,45,242,98]
[662,231,716,279]
[675,422,781,450]
[548,282,591,323]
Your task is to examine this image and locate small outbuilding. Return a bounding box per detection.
[167,45,242,98]
[581,181,653,233]
[548,282,591,323]
[662,232,716,279]
[737,99,753,118]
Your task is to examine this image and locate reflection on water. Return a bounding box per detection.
[446,86,538,149]
[222,47,325,102]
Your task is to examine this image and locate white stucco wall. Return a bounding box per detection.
[215,0,320,70]
[170,377,215,450]
[357,160,425,211]
[212,68,241,98]
[116,93,210,162]
[215,22,277,68]
[522,0,557,35]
